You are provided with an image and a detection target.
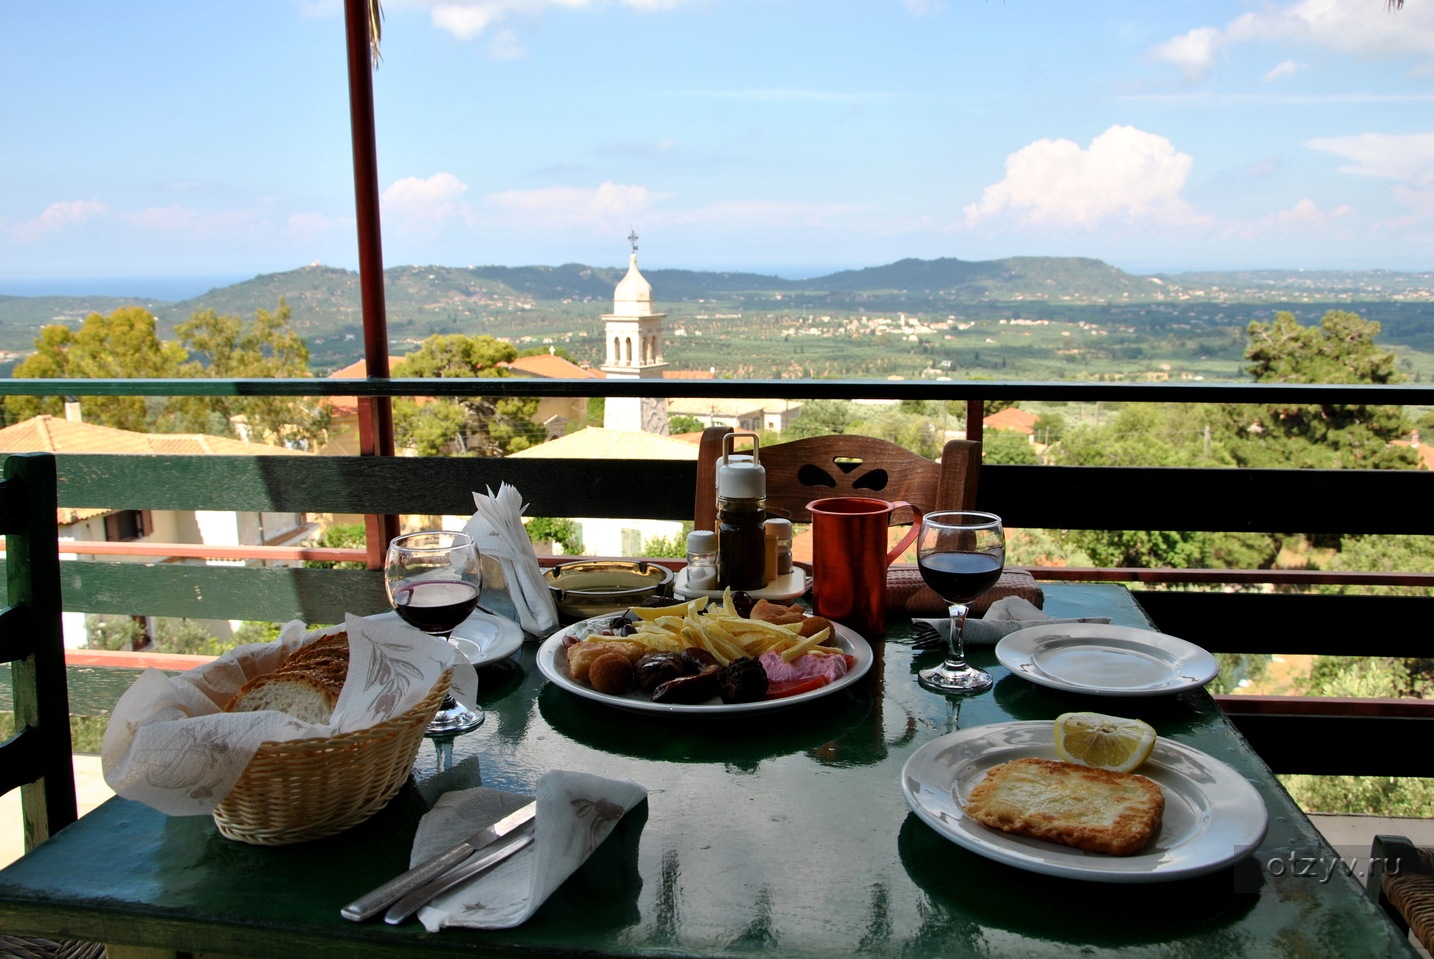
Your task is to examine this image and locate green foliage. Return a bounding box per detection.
[84,614,147,651]
[1208,653,1270,696]
[1032,411,1066,444]
[232,621,287,645]
[1279,773,1434,817]
[393,398,472,457]
[1065,529,1212,569]
[1222,310,1415,470]
[166,299,331,449]
[1002,527,1093,568]
[1317,534,1434,596]
[84,615,246,656]
[641,522,694,558]
[849,407,943,460]
[668,414,705,434]
[392,334,545,455]
[981,429,1039,465]
[784,399,859,438]
[1416,410,1434,433]
[302,522,368,570]
[0,713,109,754]
[6,307,185,430]
[1048,403,1231,468]
[526,516,583,554]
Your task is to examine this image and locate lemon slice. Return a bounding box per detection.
[1054,712,1157,772]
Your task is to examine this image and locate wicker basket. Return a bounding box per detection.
[886,566,1043,617]
[211,669,451,846]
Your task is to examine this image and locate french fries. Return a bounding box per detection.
[573,588,843,665]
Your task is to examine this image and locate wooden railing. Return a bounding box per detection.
[1,375,1431,776]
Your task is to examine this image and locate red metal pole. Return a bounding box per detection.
[343,0,401,567]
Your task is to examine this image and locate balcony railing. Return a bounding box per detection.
[1,374,1432,777]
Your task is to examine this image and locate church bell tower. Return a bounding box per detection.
[601,231,669,434]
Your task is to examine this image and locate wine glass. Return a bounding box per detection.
[385,531,484,735]
[916,511,1004,694]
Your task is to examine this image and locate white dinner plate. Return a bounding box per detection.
[901,720,1267,883]
[367,610,524,668]
[537,612,872,714]
[995,623,1219,697]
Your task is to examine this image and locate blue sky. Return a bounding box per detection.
[5,0,1434,289]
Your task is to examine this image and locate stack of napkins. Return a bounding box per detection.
[410,770,647,931]
[463,483,559,636]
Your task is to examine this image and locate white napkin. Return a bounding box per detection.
[101,614,478,816]
[464,483,559,636]
[412,770,648,931]
[917,595,1112,646]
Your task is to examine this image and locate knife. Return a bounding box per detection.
[384,825,535,925]
[340,801,536,922]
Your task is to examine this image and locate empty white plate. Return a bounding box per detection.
[995,623,1219,697]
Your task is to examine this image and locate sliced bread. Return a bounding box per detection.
[226,671,338,724]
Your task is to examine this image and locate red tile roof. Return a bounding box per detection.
[663,370,716,379]
[326,356,406,416]
[506,354,597,379]
[983,407,1039,434]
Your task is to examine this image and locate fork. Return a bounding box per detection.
[911,619,947,650]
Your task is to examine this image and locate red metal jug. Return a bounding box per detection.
[807,497,924,637]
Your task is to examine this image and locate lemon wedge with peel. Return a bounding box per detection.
[1054,712,1157,773]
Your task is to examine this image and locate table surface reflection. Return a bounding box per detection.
[0,584,1415,958]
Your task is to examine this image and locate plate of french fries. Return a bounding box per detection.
[536,593,873,714]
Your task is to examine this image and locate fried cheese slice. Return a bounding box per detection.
[964,757,1165,856]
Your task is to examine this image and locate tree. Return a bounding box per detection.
[166,299,331,448]
[6,307,185,430]
[391,334,544,455]
[785,398,858,438]
[668,414,705,434]
[981,429,1039,465]
[1222,310,1416,470]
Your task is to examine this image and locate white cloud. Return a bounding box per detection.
[11,199,108,240]
[1153,0,1434,81]
[1306,131,1434,220]
[1151,27,1222,82]
[1263,59,1303,81]
[483,181,667,230]
[413,0,684,42]
[962,125,1207,231]
[487,28,527,58]
[381,172,472,231]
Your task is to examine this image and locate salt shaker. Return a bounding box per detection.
[685,529,718,591]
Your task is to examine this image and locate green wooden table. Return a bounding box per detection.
[0,585,1416,958]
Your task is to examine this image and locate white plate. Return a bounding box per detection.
[537,613,872,714]
[901,720,1267,883]
[367,610,523,668]
[672,568,812,603]
[995,623,1219,697]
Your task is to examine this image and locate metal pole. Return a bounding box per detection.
[343,0,400,567]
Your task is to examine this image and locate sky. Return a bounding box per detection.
[5,0,1434,292]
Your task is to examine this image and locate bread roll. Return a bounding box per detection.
[226,671,337,724]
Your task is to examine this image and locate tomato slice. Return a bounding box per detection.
[765,675,831,699]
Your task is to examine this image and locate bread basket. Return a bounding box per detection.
[211,669,452,845]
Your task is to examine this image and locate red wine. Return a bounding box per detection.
[918,551,1004,603]
[393,580,480,634]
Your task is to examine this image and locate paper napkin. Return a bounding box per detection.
[916,595,1112,646]
[411,770,648,931]
[101,614,477,816]
[463,483,560,636]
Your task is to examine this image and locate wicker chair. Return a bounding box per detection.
[1369,835,1434,953]
[0,453,104,959]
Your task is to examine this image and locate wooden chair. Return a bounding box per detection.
[0,453,104,959]
[693,427,981,531]
[1369,835,1434,953]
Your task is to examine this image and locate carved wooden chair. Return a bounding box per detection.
[0,453,104,959]
[693,427,981,531]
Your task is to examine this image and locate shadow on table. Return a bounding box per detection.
[895,812,1261,949]
[536,683,874,771]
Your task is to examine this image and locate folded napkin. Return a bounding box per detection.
[463,483,559,637]
[917,595,1112,646]
[102,614,478,816]
[412,770,647,931]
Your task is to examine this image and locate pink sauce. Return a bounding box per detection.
[759,650,850,684]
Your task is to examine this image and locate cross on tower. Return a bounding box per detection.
[628,229,639,253]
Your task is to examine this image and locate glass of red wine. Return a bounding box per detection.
[916,510,1004,694]
[385,531,484,735]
